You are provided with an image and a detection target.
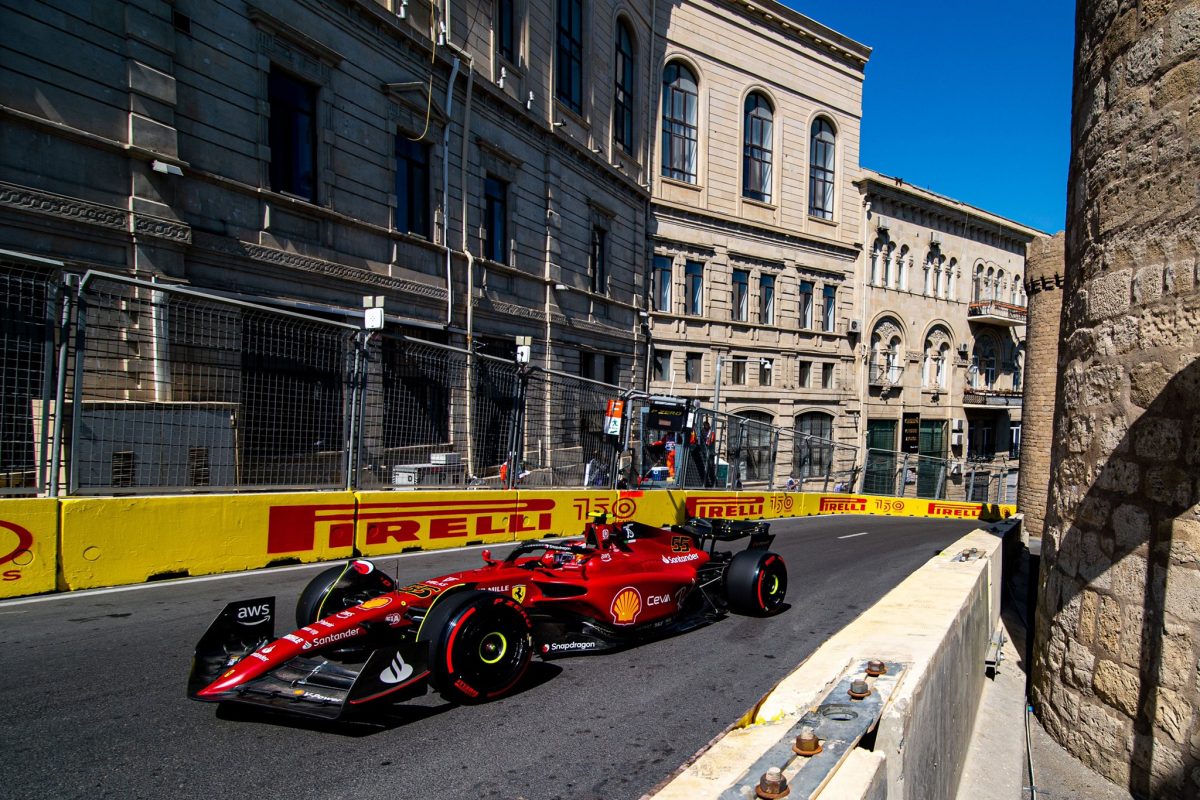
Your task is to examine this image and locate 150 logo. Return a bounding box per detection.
[1,521,34,582]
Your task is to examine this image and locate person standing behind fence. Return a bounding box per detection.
[689,420,716,487]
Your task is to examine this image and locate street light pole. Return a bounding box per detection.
[712,353,724,413]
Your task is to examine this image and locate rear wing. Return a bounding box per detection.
[674,517,774,551]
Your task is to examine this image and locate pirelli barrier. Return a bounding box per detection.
[0,491,1013,598]
[0,498,58,598]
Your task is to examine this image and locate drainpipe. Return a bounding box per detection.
[441,54,461,327]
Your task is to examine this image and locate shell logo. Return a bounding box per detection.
[359,597,392,610]
[610,587,642,625]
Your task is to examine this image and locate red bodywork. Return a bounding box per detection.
[192,518,716,711]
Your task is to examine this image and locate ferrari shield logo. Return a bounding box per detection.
[511,585,527,603]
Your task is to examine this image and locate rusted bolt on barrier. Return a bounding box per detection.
[755,766,790,799]
[848,678,871,699]
[866,659,886,677]
[792,725,822,757]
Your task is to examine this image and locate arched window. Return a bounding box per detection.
[971,338,997,389]
[922,328,952,388]
[996,270,1006,303]
[973,264,985,301]
[613,20,635,154]
[661,62,698,183]
[727,411,774,484]
[947,258,957,300]
[1011,273,1022,305]
[808,118,836,220]
[742,93,773,202]
[887,338,903,382]
[870,320,904,385]
[898,245,910,291]
[793,411,834,478]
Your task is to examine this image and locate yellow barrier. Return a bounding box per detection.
[0,498,59,599]
[60,492,357,590]
[39,489,1014,595]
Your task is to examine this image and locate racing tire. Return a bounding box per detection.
[424,590,533,704]
[295,561,392,627]
[725,550,787,616]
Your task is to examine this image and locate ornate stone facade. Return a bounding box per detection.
[1031,3,1200,796]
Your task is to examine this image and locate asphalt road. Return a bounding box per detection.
[0,515,979,800]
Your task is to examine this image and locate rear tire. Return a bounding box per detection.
[423,590,532,704]
[726,550,787,615]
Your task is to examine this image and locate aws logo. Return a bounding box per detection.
[610,587,642,625]
[235,602,272,626]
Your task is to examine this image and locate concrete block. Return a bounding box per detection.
[128,59,177,104]
[130,113,178,157]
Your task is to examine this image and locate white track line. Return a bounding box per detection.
[838,532,870,539]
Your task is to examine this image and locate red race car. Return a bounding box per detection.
[188,516,787,719]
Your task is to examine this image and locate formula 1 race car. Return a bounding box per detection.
[188,516,787,719]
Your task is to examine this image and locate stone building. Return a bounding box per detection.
[1030,2,1200,797]
[856,170,1038,500]
[642,0,868,483]
[2,0,1043,496]
[0,0,650,380]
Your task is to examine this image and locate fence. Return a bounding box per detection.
[0,260,1017,502]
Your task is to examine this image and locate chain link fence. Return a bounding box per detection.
[0,265,1019,501]
[0,256,62,495]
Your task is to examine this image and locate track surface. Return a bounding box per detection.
[0,515,979,800]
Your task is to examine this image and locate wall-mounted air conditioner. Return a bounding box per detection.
[951,432,964,447]
[848,320,862,334]
[957,343,969,357]
[952,418,964,432]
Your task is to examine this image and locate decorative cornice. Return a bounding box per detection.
[133,214,192,244]
[0,182,126,230]
[193,231,445,297]
[652,203,860,263]
[474,296,548,322]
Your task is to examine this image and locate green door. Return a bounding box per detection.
[917,420,947,498]
[863,420,897,495]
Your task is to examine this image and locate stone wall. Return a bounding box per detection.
[1018,232,1065,543]
[1032,2,1200,797]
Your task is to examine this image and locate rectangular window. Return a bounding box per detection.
[394,135,430,237]
[579,351,596,380]
[731,358,746,385]
[759,274,775,325]
[496,0,515,62]
[685,260,704,316]
[484,175,508,263]
[653,255,672,312]
[188,447,210,486]
[798,360,811,388]
[822,285,836,332]
[112,451,135,488]
[653,350,671,381]
[686,352,702,383]
[732,269,749,322]
[614,24,635,154]
[799,281,814,329]
[1009,422,1022,459]
[268,66,317,201]
[821,363,834,389]
[555,0,583,113]
[760,359,773,386]
[590,227,608,294]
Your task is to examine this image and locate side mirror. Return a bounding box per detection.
[481,549,497,565]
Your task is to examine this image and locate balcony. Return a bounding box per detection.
[967,300,1027,327]
[963,387,1023,408]
[868,362,903,388]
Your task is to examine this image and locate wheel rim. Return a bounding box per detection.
[479,631,509,665]
[758,564,786,611]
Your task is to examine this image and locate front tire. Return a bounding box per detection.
[423,590,532,704]
[726,550,787,616]
[295,560,393,627]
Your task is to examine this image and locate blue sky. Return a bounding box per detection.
[784,1,1076,234]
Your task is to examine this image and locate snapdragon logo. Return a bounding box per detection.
[549,641,597,652]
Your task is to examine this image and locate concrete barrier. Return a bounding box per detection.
[5,489,1015,598]
[646,520,1017,800]
[0,497,58,599]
